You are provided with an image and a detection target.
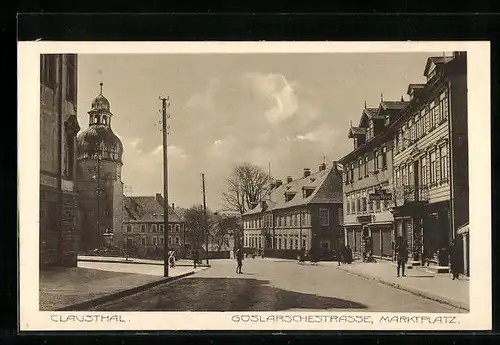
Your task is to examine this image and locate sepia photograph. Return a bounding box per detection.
[18,41,491,331]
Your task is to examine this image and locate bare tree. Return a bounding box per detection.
[211,213,238,251]
[183,205,212,250]
[221,163,271,216]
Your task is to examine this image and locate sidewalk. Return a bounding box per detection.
[78,255,204,267]
[336,260,470,311]
[40,261,206,311]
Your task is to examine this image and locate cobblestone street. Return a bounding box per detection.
[91,258,465,312]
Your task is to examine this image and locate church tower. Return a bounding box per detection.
[76,83,124,251]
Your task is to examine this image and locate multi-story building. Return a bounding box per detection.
[242,163,344,259]
[339,100,408,258]
[76,83,124,251]
[122,194,186,258]
[391,52,468,270]
[40,54,81,268]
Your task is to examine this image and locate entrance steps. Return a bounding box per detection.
[426,265,450,274]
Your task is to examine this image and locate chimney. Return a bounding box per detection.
[319,163,326,172]
[155,193,163,204]
[275,179,283,187]
[303,168,311,178]
[171,203,175,210]
[286,176,293,183]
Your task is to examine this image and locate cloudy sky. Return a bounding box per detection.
[77,53,431,210]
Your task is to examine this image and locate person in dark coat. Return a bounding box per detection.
[235,248,243,274]
[395,236,408,277]
[450,239,461,280]
[337,244,345,266]
[345,245,353,264]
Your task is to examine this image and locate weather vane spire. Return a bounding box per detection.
[100,82,103,95]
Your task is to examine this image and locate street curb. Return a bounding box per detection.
[55,270,197,311]
[337,266,470,312]
[78,258,211,268]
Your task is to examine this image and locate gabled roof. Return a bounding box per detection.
[123,196,184,223]
[407,83,425,95]
[243,164,342,216]
[358,107,382,127]
[379,101,409,111]
[348,126,366,138]
[423,56,454,77]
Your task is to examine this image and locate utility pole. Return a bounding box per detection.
[202,173,209,265]
[160,96,171,277]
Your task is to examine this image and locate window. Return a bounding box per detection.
[381,146,387,169]
[159,224,164,232]
[350,163,355,181]
[429,101,436,129]
[278,216,282,227]
[408,120,414,142]
[338,208,344,225]
[159,237,164,245]
[284,238,287,249]
[278,238,282,250]
[344,168,349,185]
[152,224,157,232]
[319,209,329,226]
[169,224,172,232]
[141,225,146,233]
[408,163,414,186]
[284,216,288,227]
[415,115,421,139]
[351,198,356,215]
[395,167,401,187]
[346,197,351,214]
[440,144,449,182]
[358,158,363,179]
[402,164,408,186]
[439,91,449,122]
[152,237,157,245]
[364,156,369,177]
[175,224,180,233]
[424,107,430,134]
[65,55,77,103]
[141,237,146,245]
[126,225,132,233]
[41,55,57,90]
[375,199,380,211]
[420,157,428,186]
[175,237,180,245]
[373,150,379,171]
[169,236,173,244]
[430,151,437,185]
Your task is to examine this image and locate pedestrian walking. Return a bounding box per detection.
[450,239,461,280]
[337,244,345,266]
[345,245,353,264]
[395,236,408,277]
[235,248,243,274]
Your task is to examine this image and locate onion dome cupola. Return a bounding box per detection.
[77,83,123,163]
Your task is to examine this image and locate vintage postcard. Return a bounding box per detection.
[18,41,491,331]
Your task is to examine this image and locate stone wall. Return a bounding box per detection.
[60,191,79,267]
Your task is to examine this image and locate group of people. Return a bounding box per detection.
[336,244,354,265]
[393,236,462,280]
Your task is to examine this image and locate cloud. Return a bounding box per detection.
[243,72,299,123]
[295,125,339,146]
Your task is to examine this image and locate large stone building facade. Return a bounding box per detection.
[122,194,186,258]
[243,163,344,259]
[76,83,124,251]
[40,54,81,268]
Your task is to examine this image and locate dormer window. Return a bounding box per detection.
[285,192,296,202]
[303,188,314,199]
[385,115,390,125]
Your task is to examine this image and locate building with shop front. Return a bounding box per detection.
[391,52,468,271]
[76,83,124,251]
[122,194,186,258]
[242,163,344,259]
[339,99,408,259]
[40,54,81,268]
